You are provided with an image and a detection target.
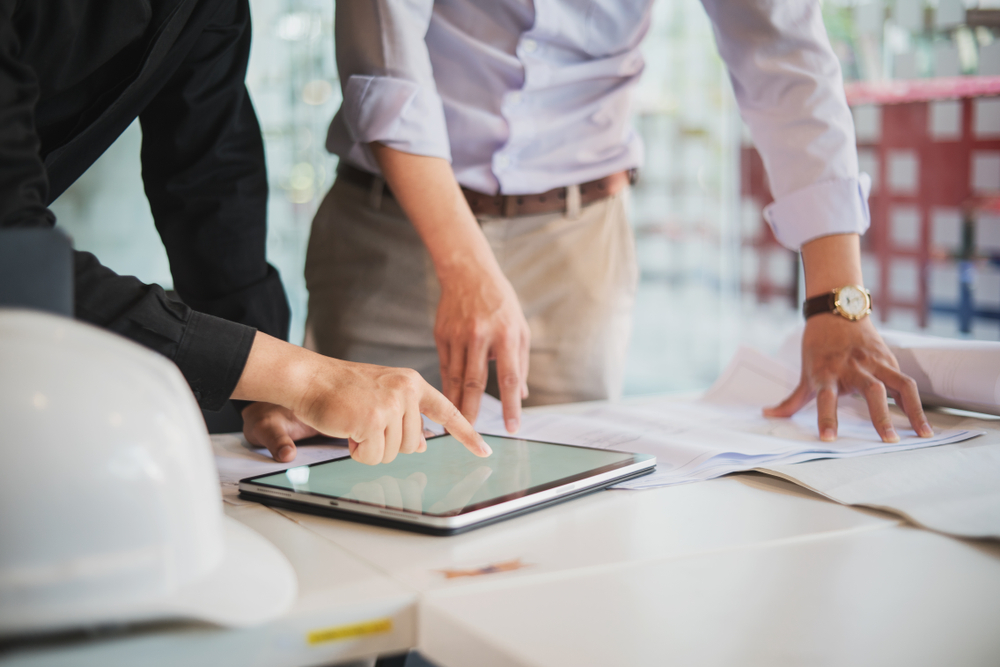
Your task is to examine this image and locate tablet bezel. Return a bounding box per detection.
[238,434,656,535]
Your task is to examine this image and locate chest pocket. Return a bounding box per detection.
[583,0,650,57]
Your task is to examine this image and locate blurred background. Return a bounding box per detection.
[51,0,1000,398]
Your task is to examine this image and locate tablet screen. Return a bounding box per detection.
[245,434,644,517]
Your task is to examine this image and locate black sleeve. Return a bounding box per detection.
[75,251,256,410]
[138,0,290,346]
[0,1,54,231]
[0,1,271,411]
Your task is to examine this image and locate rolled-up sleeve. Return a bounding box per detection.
[701,0,869,250]
[326,0,451,172]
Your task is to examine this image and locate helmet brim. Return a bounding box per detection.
[157,515,297,627]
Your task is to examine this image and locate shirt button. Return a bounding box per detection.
[495,155,510,169]
[508,91,522,105]
[521,38,537,53]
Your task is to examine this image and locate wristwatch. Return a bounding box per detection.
[803,285,872,321]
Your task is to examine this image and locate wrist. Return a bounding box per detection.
[800,233,864,298]
[803,285,872,321]
[231,332,317,411]
[430,229,504,283]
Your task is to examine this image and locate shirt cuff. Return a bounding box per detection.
[172,311,256,411]
[762,174,871,250]
[341,74,451,162]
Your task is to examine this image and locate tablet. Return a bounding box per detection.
[239,434,655,535]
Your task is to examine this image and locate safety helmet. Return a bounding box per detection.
[0,309,297,636]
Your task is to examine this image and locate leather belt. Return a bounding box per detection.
[337,163,635,218]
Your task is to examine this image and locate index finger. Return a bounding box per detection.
[419,384,492,457]
[460,336,490,425]
[495,334,523,434]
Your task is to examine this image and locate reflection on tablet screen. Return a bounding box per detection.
[250,435,635,516]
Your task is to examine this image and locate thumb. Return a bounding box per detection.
[762,380,812,419]
[250,421,298,462]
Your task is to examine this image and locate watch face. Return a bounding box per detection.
[837,286,869,318]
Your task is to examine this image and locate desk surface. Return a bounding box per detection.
[265,404,1000,667]
[4,403,999,667]
[421,527,1000,667]
[272,474,897,595]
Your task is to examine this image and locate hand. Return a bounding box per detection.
[242,402,320,462]
[294,359,492,465]
[367,143,530,434]
[243,403,441,463]
[764,315,933,442]
[231,333,491,465]
[435,264,530,432]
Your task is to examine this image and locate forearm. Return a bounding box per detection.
[368,143,529,428]
[800,233,864,298]
[369,143,499,280]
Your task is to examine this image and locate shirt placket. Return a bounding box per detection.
[493,1,548,195]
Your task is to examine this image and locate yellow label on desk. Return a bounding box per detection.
[307,618,393,645]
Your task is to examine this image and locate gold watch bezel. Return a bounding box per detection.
[832,285,872,321]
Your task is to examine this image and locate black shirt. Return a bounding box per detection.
[0,0,289,410]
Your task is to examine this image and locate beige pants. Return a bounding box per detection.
[304,177,638,405]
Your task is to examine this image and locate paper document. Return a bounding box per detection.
[474,347,981,489]
[881,330,1000,416]
[758,437,1000,539]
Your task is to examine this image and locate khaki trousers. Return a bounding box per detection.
[304,177,638,405]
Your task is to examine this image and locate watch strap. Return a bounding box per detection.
[803,292,838,319]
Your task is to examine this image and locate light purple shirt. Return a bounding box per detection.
[326,0,870,251]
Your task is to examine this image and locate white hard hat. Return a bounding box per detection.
[0,309,297,636]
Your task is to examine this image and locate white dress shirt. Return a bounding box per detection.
[326,0,870,251]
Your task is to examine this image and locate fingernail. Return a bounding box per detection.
[920,422,934,437]
[505,418,519,433]
[278,445,294,461]
[480,440,493,456]
[819,428,836,442]
[884,428,900,443]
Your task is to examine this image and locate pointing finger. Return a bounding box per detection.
[420,383,491,457]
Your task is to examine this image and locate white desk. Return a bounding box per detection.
[272,474,897,596]
[4,404,999,667]
[266,404,1000,667]
[420,527,1000,667]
